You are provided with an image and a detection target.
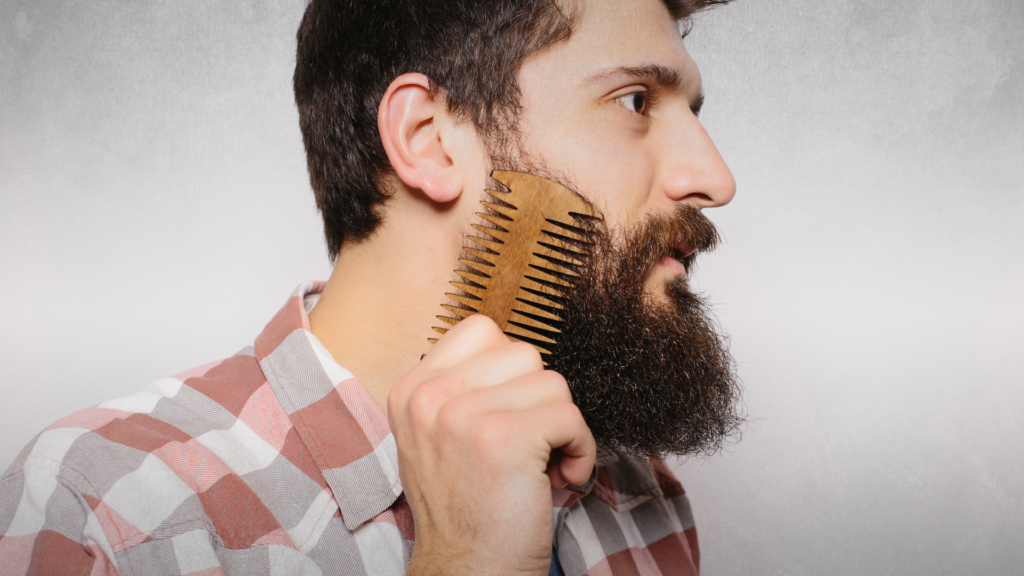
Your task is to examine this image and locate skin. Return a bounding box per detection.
[308,0,735,573]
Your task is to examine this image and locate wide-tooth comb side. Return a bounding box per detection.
[430,170,603,360]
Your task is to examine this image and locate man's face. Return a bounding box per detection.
[510,0,736,297]
[474,0,743,457]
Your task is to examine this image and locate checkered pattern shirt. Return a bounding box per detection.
[0,282,700,575]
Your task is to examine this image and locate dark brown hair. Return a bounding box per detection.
[294,0,730,260]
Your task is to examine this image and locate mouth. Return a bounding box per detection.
[670,243,696,261]
[655,242,697,278]
[666,242,697,269]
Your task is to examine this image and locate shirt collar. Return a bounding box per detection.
[254,282,402,530]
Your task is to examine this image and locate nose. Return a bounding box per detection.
[660,114,736,209]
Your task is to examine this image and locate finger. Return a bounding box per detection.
[401,342,547,426]
[425,314,510,370]
[545,450,567,488]
[434,341,546,394]
[450,370,571,413]
[392,315,515,410]
[523,402,597,487]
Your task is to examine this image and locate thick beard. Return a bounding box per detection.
[486,138,743,459]
[544,205,744,459]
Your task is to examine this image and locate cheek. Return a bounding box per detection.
[523,104,657,227]
[559,126,657,226]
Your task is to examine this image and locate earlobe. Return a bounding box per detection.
[378,73,463,203]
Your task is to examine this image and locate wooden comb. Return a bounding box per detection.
[430,170,603,356]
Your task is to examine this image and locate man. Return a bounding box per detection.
[0,0,741,574]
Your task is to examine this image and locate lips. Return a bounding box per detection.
[670,243,696,262]
[629,205,720,281]
[665,242,697,269]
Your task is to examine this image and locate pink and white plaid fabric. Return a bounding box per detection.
[0,282,699,575]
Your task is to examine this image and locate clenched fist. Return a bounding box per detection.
[388,314,596,576]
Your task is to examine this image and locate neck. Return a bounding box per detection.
[308,195,471,410]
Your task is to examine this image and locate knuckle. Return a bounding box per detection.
[461,313,501,337]
[444,314,509,353]
[556,401,584,423]
[525,369,570,401]
[406,382,441,425]
[388,363,432,415]
[386,382,411,417]
[539,369,567,386]
[508,341,543,368]
[471,415,509,453]
[541,371,573,401]
[435,396,471,435]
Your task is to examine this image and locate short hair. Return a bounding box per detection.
[294,0,729,260]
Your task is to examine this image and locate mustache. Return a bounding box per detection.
[606,204,721,280]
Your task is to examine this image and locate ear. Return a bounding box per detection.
[378,73,463,203]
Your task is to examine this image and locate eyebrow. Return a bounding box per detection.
[581,64,705,116]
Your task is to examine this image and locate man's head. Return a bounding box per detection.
[295,0,742,457]
[294,0,731,260]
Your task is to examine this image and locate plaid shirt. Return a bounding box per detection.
[0,282,700,575]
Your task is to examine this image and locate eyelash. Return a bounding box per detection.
[614,87,660,116]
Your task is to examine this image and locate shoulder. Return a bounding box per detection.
[0,348,290,547]
[4,348,267,484]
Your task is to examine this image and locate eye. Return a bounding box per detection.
[614,90,649,115]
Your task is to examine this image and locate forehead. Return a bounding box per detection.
[532,0,700,90]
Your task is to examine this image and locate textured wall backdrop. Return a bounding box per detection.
[1,1,1022,574]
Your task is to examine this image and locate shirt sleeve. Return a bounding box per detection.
[0,464,121,576]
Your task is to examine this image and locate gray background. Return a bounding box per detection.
[2,1,1022,574]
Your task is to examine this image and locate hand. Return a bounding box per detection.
[388,314,596,576]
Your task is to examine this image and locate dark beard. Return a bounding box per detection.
[544,204,744,459]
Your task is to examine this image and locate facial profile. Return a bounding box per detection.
[463,0,743,457]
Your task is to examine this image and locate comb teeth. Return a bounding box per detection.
[430,171,603,360]
[527,263,575,284]
[523,274,571,294]
[442,303,476,317]
[458,259,493,275]
[471,223,508,239]
[446,292,482,308]
[464,247,499,263]
[481,201,517,217]
[537,241,586,263]
[518,288,565,310]
[534,252,583,271]
[544,218,592,241]
[436,315,460,327]
[450,280,485,295]
[455,269,488,283]
[468,236,504,253]
[513,300,564,323]
[477,212,514,229]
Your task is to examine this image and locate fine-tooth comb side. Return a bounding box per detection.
[430,170,603,358]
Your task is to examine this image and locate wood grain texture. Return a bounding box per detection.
[431,171,603,356]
